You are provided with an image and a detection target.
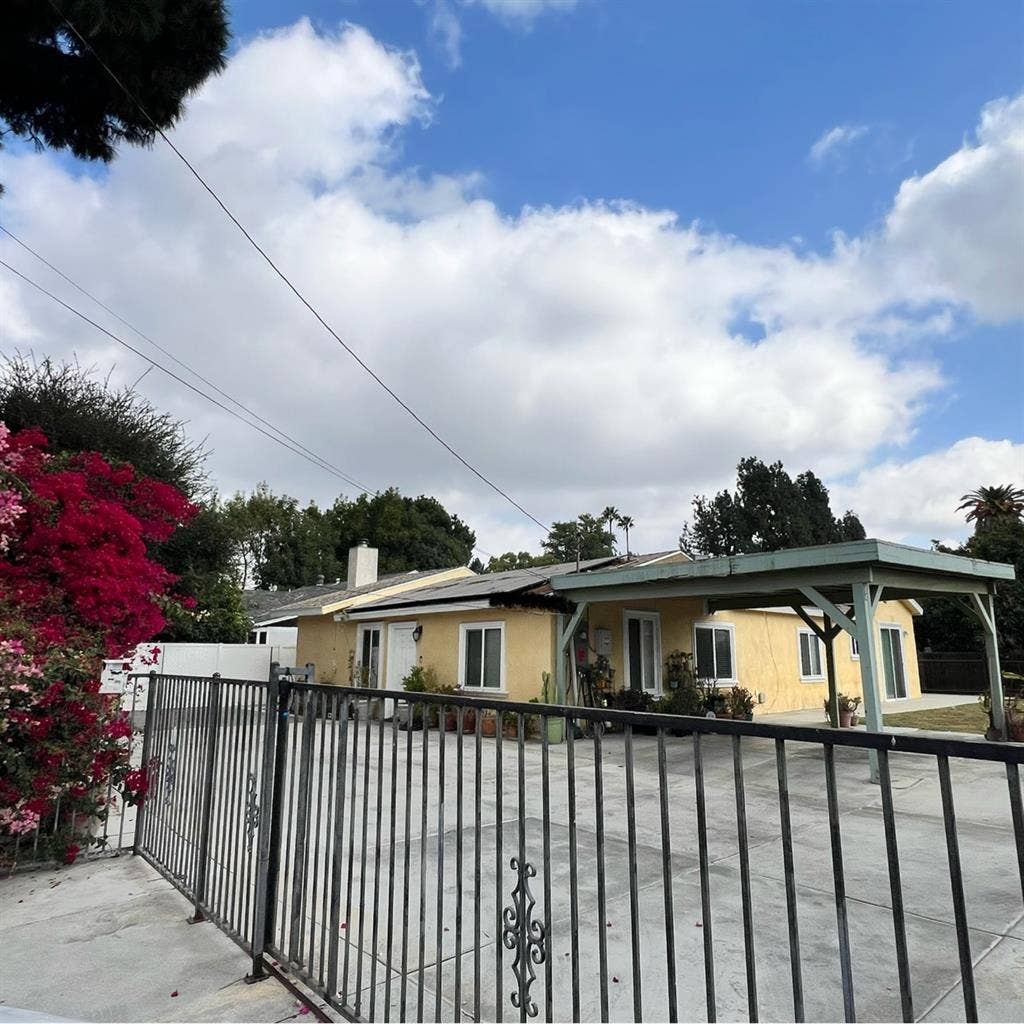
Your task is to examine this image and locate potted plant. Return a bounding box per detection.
[696,675,727,717]
[480,709,497,737]
[980,689,1024,741]
[457,695,477,735]
[727,685,755,722]
[501,710,519,739]
[539,671,564,743]
[664,650,695,691]
[399,665,438,730]
[832,692,861,728]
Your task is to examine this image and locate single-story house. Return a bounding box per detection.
[294,544,926,716]
[269,542,473,680]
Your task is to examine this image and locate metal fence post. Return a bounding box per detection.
[189,673,223,923]
[132,671,159,856]
[247,667,292,982]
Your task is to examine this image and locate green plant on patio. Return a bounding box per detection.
[979,690,1024,742]
[400,664,439,729]
[727,685,755,721]
[696,674,727,716]
[830,691,861,728]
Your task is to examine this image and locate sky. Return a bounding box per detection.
[1,0,1022,560]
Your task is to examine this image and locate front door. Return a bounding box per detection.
[624,611,662,695]
[384,622,419,715]
[879,625,908,699]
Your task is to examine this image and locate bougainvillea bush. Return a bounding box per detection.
[0,423,196,866]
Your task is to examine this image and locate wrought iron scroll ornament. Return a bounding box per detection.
[502,857,546,1018]
[162,739,178,805]
[244,771,260,852]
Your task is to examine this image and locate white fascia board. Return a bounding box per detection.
[252,613,302,627]
[340,600,492,622]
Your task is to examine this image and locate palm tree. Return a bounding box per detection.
[957,485,1024,529]
[616,514,635,556]
[601,506,620,551]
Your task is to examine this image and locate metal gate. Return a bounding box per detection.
[135,673,1024,1023]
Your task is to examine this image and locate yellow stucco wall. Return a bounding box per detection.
[298,594,921,714]
[298,605,556,701]
[586,598,920,714]
[293,565,472,682]
[714,602,921,713]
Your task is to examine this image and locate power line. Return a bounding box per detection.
[0,224,369,492]
[0,253,551,578]
[49,1,551,537]
[0,256,373,493]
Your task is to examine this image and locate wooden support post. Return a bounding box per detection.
[791,603,842,728]
[823,615,839,731]
[968,591,1005,740]
[555,614,567,705]
[852,582,885,784]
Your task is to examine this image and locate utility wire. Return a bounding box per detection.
[0,224,369,492]
[0,257,373,493]
[0,254,553,579]
[49,2,551,536]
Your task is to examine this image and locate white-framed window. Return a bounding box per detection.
[458,621,505,690]
[355,622,383,687]
[693,621,736,683]
[797,629,825,681]
[850,634,860,659]
[623,610,662,694]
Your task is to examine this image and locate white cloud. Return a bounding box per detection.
[809,123,869,165]
[0,23,1020,556]
[465,0,579,27]
[883,95,1024,321]
[429,0,464,69]
[830,438,1024,546]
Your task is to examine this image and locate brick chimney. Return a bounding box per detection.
[347,541,378,590]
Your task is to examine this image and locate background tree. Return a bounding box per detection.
[0,358,247,641]
[616,513,635,556]
[472,551,556,574]
[327,490,476,574]
[0,358,204,493]
[601,506,620,551]
[916,488,1024,658]
[957,486,1024,532]
[223,486,478,590]
[0,0,229,192]
[679,457,866,557]
[541,513,616,562]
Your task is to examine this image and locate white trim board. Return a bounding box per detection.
[342,600,492,621]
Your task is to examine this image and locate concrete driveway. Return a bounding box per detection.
[12,717,1019,1023]
[0,856,312,1023]
[259,722,1023,1022]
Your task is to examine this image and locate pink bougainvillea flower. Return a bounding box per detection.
[0,424,195,857]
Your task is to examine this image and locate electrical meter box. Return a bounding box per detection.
[594,627,612,656]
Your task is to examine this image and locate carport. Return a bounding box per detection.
[550,539,1017,779]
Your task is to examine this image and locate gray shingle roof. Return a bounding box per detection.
[354,558,620,611]
[246,569,450,622]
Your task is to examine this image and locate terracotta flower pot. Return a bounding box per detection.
[839,710,854,728]
[481,715,497,737]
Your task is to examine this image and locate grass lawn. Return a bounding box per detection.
[883,701,988,734]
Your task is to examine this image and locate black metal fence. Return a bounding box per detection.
[134,674,1024,1024]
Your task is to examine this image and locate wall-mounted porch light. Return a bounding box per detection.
[412,625,423,642]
